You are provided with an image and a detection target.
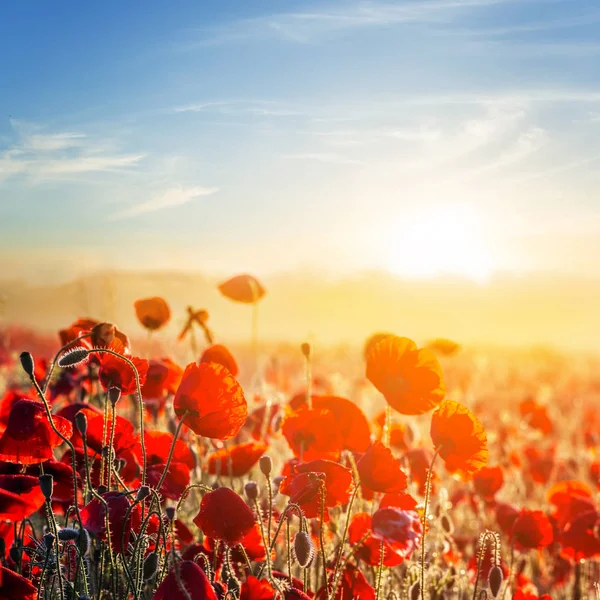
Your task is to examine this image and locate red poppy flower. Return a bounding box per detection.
[373,411,415,451]
[89,322,131,351]
[0,475,45,517]
[281,406,344,461]
[289,396,371,453]
[357,442,407,493]
[207,441,268,477]
[76,409,139,458]
[495,502,520,536]
[348,512,405,567]
[218,274,266,304]
[153,560,217,600]
[0,399,73,464]
[523,446,555,485]
[547,480,596,529]
[365,335,445,415]
[244,403,281,441]
[430,401,488,479]
[146,461,191,500]
[200,345,238,377]
[97,339,148,395]
[334,563,376,600]
[560,509,600,559]
[0,566,37,600]
[173,362,248,440]
[512,510,554,550]
[80,491,140,553]
[280,459,353,519]
[0,487,32,521]
[134,296,171,331]
[193,487,255,547]
[0,389,33,431]
[473,466,504,500]
[240,576,275,600]
[138,430,195,470]
[142,358,183,400]
[371,507,421,558]
[380,492,418,511]
[59,318,99,347]
[519,398,553,435]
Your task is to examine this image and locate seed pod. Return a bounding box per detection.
[165,506,176,522]
[143,552,159,581]
[245,481,259,501]
[108,387,121,406]
[58,348,89,368]
[301,342,311,358]
[75,411,88,436]
[409,581,421,600]
[58,528,80,541]
[259,456,272,477]
[294,531,314,568]
[136,486,150,503]
[19,352,35,377]
[39,474,54,500]
[488,565,503,598]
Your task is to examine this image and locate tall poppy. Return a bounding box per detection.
[173,362,248,439]
[200,344,238,377]
[281,406,344,461]
[430,400,488,479]
[512,510,554,550]
[218,274,266,304]
[134,297,171,331]
[152,560,217,600]
[0,399,73,464]
[193,487,255,547]
[207,441,268,477]
[365,335,445,415]
[280,459,353,518]
[357,442,408,493]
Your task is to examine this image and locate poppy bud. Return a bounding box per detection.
[409,581,421,600]
[488,565,503,598]
[75,411,88,436]
[301,342,311,358]
[136,486,151,503]
[165,506,176,521]
[245,481,259,501]
[143,552,159,581]
[259,456,272,477]
[39,474,54,500]
[58,528,80,542]
[19,352,35,377]
[108,387,121,406]
[78,528,91,556]
[294,531,314,567]
[43,532,55,551]
[441,514,454,534]
[58,348,89,368]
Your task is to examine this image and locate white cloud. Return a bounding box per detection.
[110,186,218,220]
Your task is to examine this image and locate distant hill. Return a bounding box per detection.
[0,270,598,350]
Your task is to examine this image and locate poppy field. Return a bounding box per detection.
[0,273,598,600]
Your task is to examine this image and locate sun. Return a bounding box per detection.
[379,204,494,281]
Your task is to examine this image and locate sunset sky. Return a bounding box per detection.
[1,0,599,284]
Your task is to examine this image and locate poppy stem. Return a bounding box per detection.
[420,447,440,600]
[319,481,329,596]
[91,348,146,486]
[375,541,386,600]
[305,350,312,411]
[473,531,495,600]
[383,405,392,447]
[45,499,66,600]
[156,412,188,492]
[107,402,116,491]
[42,333,92,394]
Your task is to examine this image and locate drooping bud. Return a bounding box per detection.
[43,532,55,551]
[409,581,421,600]
[58,348,90,369]
[136,486,151,503]
[57,528,80,542]
[293,531,314,568]
[39,474,54,500]
[108,387,121,406]
[143,552,159,581]
[300,342,311,358]
[244,481,259,501]
[440,514,454,534]
[488,565,503,598]
[19,352,35,377]
[165,506,176,522]
[259,455,272,477]
[75,411,88,437]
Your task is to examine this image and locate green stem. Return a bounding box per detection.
[155,413,188,492]
[420,448,440,600]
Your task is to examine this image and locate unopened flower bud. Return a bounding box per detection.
[488,565,503,598]
[293,531,314,568]
[58,348,89,368]
[245,481,259,501]
[19,352,35,377]
[75,411,88,436]
[108,387,121,406]
[259,455,272,477]
[165,506,176,521]
[136,486,150,503]
[301,342,311,358]
[39,474,54,500]
[58,528,80,542]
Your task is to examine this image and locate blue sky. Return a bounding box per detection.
[1,0,599,283]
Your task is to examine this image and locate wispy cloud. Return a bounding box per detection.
[110,186,218,220]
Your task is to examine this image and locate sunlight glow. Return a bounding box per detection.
[380,204,494,282]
